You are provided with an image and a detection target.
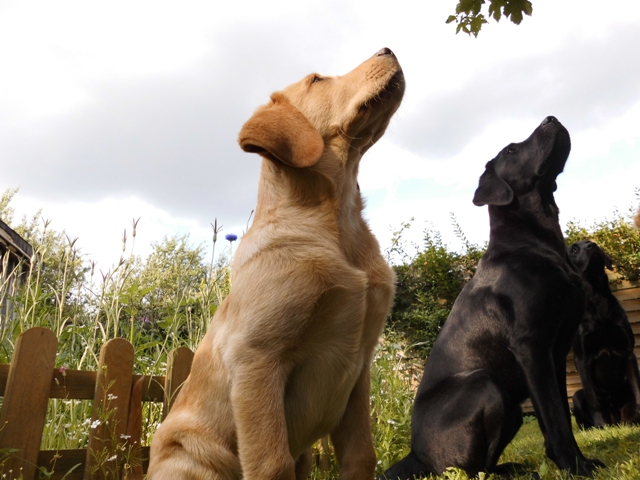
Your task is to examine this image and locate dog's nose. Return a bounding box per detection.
[376,47,394,57]
[541,116,557,126]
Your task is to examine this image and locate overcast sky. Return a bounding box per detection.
[2,0,640,268]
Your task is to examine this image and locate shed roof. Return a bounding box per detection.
[0,218,33,260]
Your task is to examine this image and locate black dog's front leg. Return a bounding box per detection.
[573,355,606,428]
[624,355,640,422]
[554,356,573,429]
[516,345,604,477]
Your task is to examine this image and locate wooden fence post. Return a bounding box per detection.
[163,347,194,419]
[84,338,134,480]
[0,327,58,479]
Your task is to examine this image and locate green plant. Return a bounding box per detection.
[0,188,233,478]
[386,216,484,355]
[565,204,640,282]
[447,0,533,37]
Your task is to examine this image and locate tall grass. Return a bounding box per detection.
[0,217,229,477]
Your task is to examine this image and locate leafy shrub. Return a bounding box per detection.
[387,193,640,356]
[565,203,640,282]
[386,216,485,355]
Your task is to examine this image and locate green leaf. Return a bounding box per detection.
[538,461,548,477]
[488,0,503,22]
[446,15,457,24]
[511,10,524,24]
[471,14,488,34]
[135,340,162,351]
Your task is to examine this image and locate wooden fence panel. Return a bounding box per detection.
[0,328,58,479]
[0,329,196,480]
[163,347,194,419]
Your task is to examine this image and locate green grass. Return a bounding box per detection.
[308,335,640,480]
[314,355,640,479]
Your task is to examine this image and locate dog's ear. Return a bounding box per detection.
[238,93,324,168]
[472,165,514,206]
[603,251,614,271]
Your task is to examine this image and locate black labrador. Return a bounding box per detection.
[380,117,604,479]
[569,240,640,428]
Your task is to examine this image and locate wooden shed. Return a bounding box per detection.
[0,218,33,321]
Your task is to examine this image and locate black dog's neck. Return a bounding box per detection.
[487,193,566,256]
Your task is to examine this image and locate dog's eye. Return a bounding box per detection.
[571,245,578,254]
[507,147,517,155]
[311,75,323,84]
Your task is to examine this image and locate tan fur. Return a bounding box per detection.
[148,49,405,480]
[634,206,640,229]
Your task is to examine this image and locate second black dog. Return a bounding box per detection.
[569,240,640,428]
[381,117,604,479]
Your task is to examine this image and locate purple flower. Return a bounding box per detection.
[59,366,68,374]
[140,317,150,324]
[225,234,238,242]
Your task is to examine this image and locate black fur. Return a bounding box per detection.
[569,240,640,428]
[380,117,604,479]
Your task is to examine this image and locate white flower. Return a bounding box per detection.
[107,455,117,462]
[120,434,131,440]
[90,419,101,429]
[107,394,118,401]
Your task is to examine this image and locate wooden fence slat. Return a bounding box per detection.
[620,298,640,313]
[163,347,194,419]
[134,374,166,402]
[0,327,58,480]
[51,369,98,399]
[0,364,165,402]
[0,363,7,396]
[612,287,640,302]
[84,338,134,480]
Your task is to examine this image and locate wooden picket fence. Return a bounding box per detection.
[0,328,194,480]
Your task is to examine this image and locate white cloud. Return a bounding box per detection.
[1,0,640,266]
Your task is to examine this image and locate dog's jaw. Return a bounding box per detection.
[537,117,571,194]
[346,61,405,156]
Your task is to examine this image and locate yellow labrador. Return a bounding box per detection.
[148,48,405,480]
